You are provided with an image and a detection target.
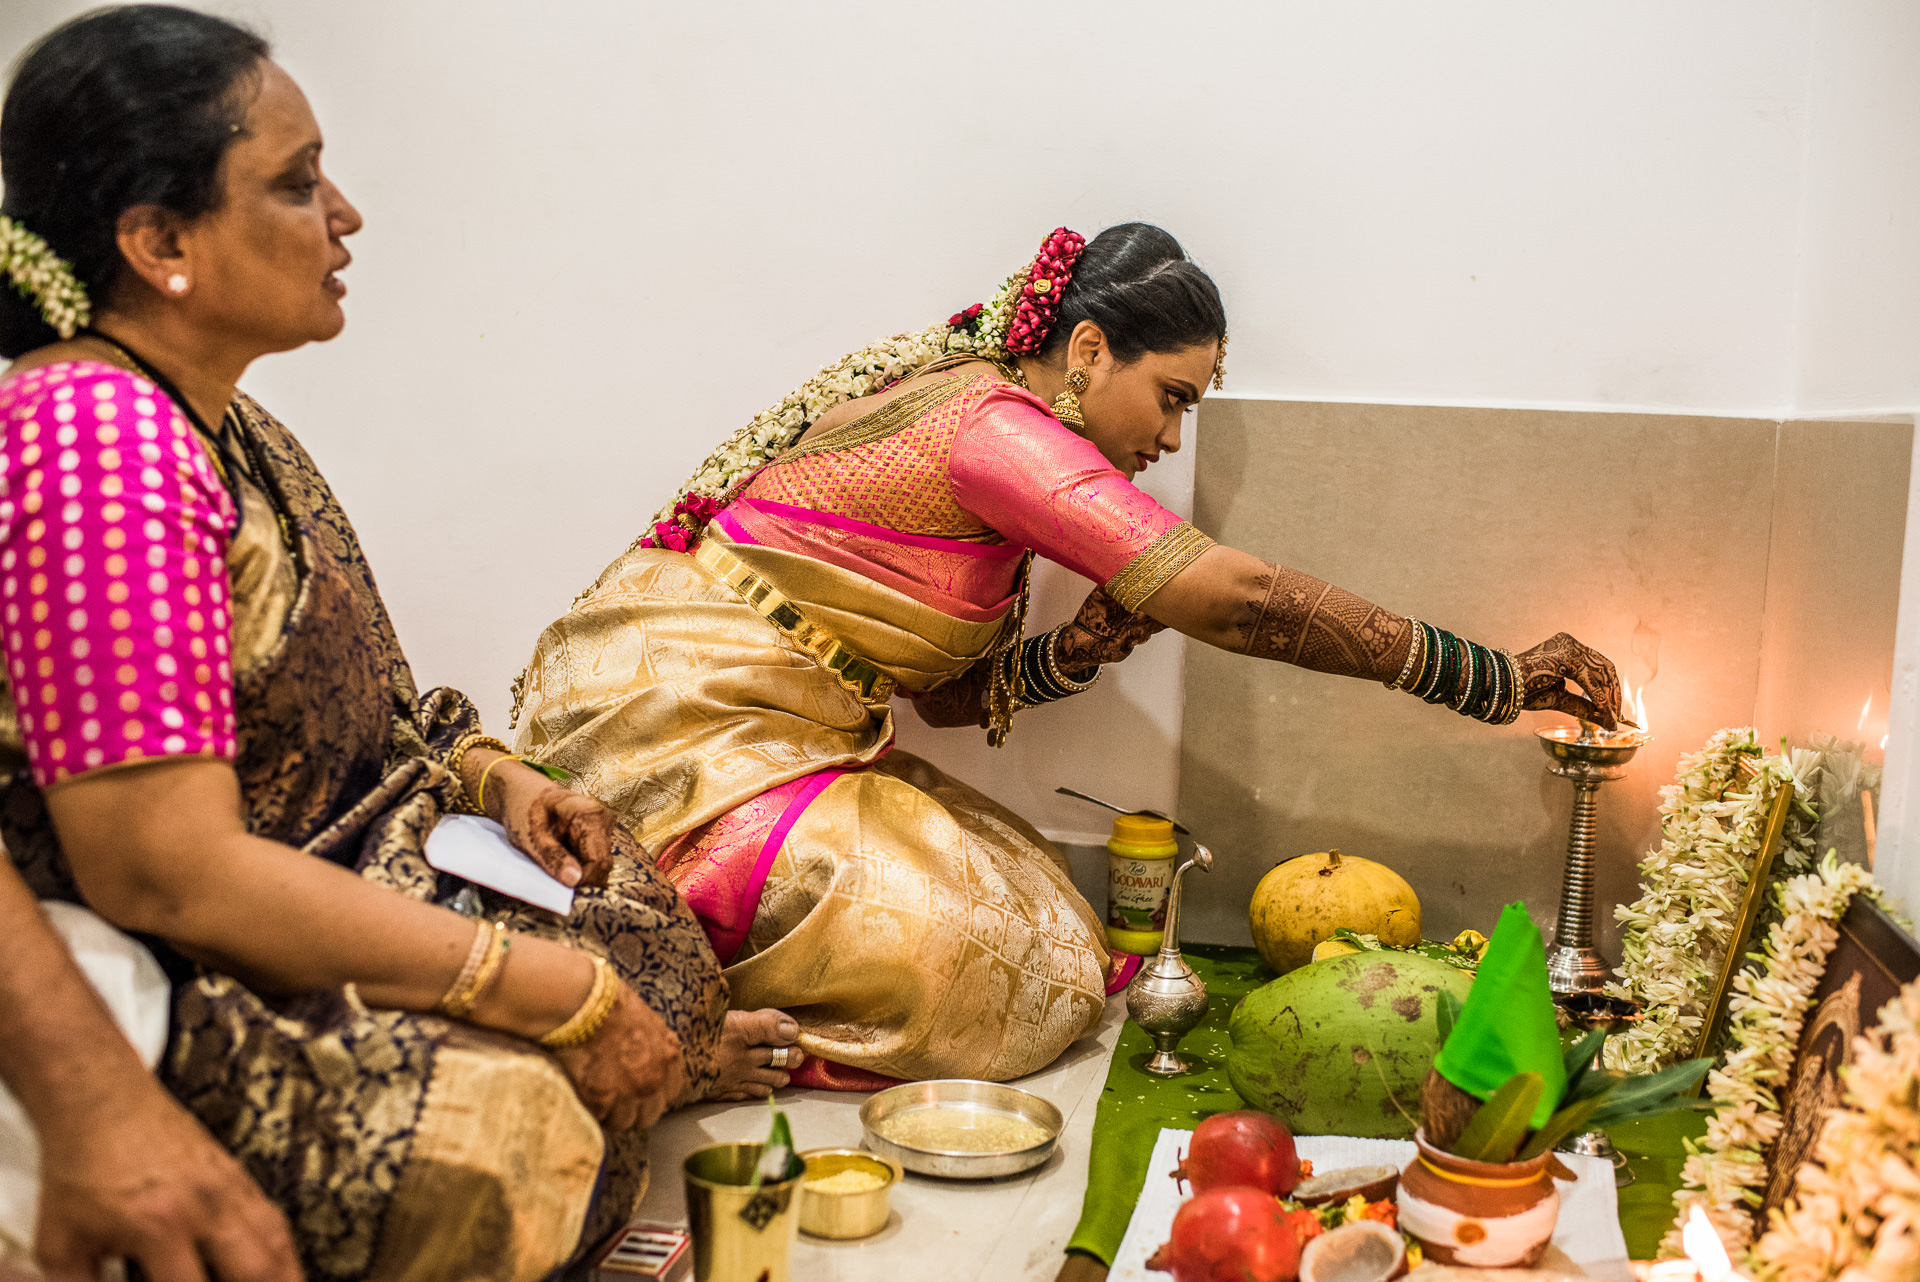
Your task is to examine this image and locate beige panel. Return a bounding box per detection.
[1752,418,1910,868]
[1753,419,1911,748]
[1177,400,1781,955]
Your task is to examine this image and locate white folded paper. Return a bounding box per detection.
[424,814,575,917]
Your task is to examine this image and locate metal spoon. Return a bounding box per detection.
[1054,785,1192,836]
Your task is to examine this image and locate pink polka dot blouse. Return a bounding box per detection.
[0,361,239,787]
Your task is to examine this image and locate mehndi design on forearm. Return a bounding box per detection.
[1235,563,1412,683]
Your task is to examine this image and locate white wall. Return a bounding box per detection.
[3,2,1916,850]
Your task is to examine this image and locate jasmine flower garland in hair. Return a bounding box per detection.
[0,215,90,339]
[629,238,1048,560]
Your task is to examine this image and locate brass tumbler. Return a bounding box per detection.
[682,1142,802,1282]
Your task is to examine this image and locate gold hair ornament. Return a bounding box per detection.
[0,215,90,340]
[1211,331,1228,391]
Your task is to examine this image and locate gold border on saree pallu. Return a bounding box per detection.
[693,539,898,706]
[1102,522,1216,612]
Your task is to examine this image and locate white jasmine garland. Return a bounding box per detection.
[1748,974,1920,1281]
[635,264,1030,554]
[0,214,90,340]
[1661,854,1881,1257]
[1606,728,1818,1076]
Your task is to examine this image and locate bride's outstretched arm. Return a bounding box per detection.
[1140,545,1626,728]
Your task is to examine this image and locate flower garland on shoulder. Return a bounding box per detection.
[1605,728,1819,1076]
[1749,973,1920,1281]
[631,227,1085,557]
[1662,853,1882,1257]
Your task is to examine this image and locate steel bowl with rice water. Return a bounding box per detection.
[858,1080,1062,1178]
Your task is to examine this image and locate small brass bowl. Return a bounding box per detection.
[797,1148,901,1240]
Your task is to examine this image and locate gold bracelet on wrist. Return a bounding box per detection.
[538,954,622,1050]
[438,920,510,1019]
[476,752,527,815]
[446,733,509,815]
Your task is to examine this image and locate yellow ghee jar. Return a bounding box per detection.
[1105,814,1178,956]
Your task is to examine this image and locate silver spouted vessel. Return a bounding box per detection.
[1054,787,1214,1076]
[1126,841,1213,1076]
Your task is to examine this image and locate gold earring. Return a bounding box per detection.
[1052,365,1089,429]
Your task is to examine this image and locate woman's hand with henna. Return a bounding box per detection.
[483,758,618,888]
[1515,633,1629,729]
[550,984,686,1132]
[1055,586,1166,677]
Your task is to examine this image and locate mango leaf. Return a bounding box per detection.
[1436,990,1464,1047]
[1587,1058,1712,1129]
[1560,1028,1609,1100]
[1452,1071,1544,1164]
[1517,1091,1606,1161]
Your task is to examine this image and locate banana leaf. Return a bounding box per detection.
[1452,1071,1544,1164]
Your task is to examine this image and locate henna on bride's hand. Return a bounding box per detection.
[1055,588,1165,676]
[911,662,992,729]
[1516,632,1625,728]
[1233,562,1410,682]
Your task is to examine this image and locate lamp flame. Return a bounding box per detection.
[1860,694,1874,732]
[1622,677,1650,733]
[1681,1205,1734,1282]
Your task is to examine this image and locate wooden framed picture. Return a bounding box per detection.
[1756,896,1920,1221]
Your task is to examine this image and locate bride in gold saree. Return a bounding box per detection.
[514,224,1627,1088]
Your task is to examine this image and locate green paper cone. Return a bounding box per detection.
[1432,903,1566,1130]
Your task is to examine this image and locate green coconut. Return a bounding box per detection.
[1227,951,1472,1138]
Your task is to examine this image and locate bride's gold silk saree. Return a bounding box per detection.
[515,372,1213,1084]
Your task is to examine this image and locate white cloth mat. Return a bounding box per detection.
[1109,1128,1629,1281]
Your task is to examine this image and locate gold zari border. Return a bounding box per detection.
[693,539,897,705]
[1102,522,1215,612]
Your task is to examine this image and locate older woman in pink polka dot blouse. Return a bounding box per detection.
[1,365,238,784]
[0,9,783,1278]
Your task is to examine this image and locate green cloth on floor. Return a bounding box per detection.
[1066,945,1270,1266]
[1066,944,1708,1267]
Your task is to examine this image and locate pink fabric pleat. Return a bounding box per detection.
[656,767,850,965]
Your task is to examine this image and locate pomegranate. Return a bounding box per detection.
[1164,1186,1302,1282]
[1171,1110,1302,1197]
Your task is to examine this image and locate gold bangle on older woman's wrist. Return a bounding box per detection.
[438,920,511,1019]
[539,955,621,1050]
[446,733,509,814]
[476,752,529,815]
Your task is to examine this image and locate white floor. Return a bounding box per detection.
[633,997,1127,1281]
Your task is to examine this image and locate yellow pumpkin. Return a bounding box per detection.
[1249,848,1421,973]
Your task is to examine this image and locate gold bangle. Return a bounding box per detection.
[539,955,622,1050]
[1387,618,1424,690]
[438,918,492,1014]
[476,752,527,815]
[446,733,509,814]
[439,921,510,1019]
